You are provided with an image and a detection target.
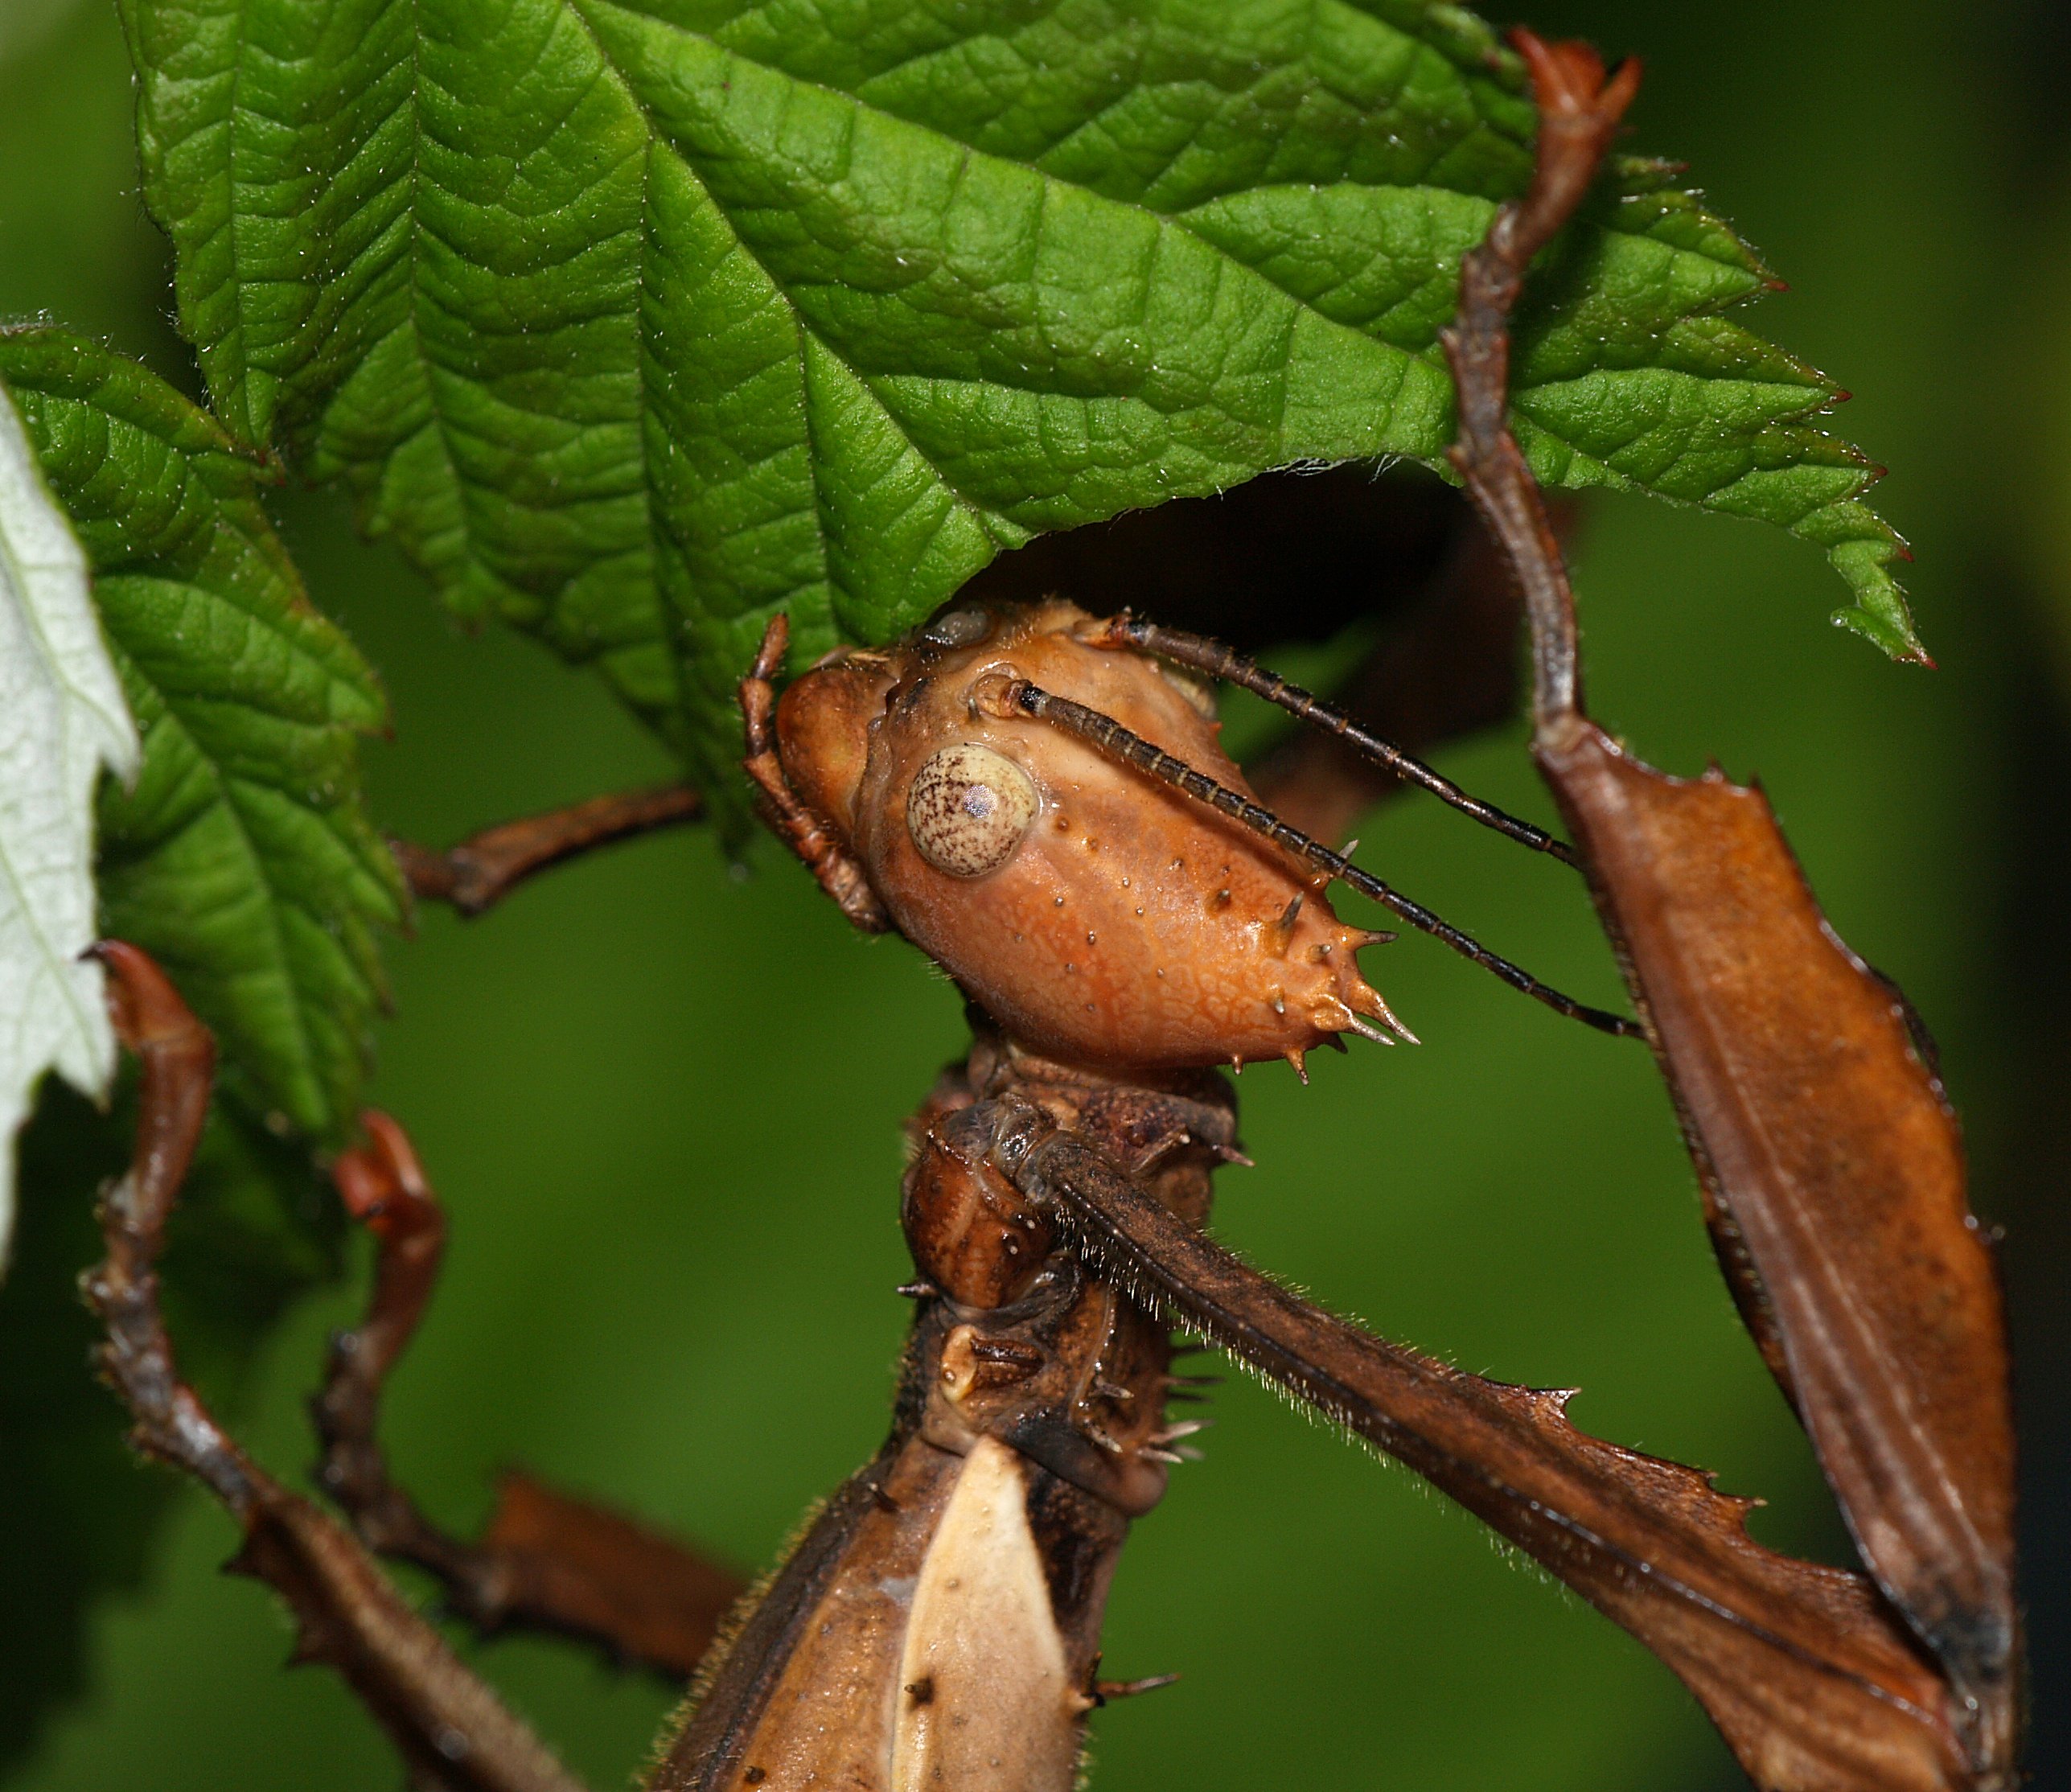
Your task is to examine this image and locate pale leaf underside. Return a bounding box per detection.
[0,331,402,1141]
[0,378,139,1261]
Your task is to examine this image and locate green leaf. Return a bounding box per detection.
[0,329,404,1139]
[117,0,1919,797]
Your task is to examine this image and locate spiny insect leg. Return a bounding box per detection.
[985,1097,1973,1792]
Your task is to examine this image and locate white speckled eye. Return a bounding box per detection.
[907,743,1039,878]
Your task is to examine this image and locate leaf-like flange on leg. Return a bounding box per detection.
[1535,728,2020,1778]
[1439,29,2022,1791]
[83,943,589,1792]
[986,1105,1970,1792]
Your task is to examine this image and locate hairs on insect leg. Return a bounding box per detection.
[1029,1160,1395,1465]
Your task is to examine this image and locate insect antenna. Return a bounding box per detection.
[1090,612,1578,866]
[988,676,1639,1040]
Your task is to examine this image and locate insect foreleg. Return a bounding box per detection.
[316,1113,745,1680]
[984,1096,1974,1792]
[1448,33,2020,1778]
[84,944,589,1792]
[394,784,706,918]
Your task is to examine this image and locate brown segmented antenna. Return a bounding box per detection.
[980,676,1639,1040]
[1090,613,1579,866]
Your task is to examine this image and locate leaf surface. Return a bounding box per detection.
[0,377,139,1263]
[0,330,402,1140]
[119,0,1918,795]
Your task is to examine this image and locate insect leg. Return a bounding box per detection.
[84,943,589,1792]
[316,1112,745,1679]
[393,784,705,919]
[1085,612,1577,865]
[1439,39,1640,729]
[983,1097,1973,1792]
[739,614,891,931]
[1448,33,2020,1774]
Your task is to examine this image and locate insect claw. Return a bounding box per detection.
[1092,1379,1135,1404]
[894,1280,939,1299]
[1141,1446,1185,1465]
[1343,1014,1396,1046]
[1210,1143,1254,1168]
[1126,1132,1191,1176]
[1283,1047,1308,1083]
[1093,1671,1181,1704]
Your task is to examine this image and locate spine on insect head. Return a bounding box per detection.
[766,598,1403,1073]
[648,1037,1232,1792]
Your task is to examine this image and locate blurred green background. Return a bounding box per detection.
[2,0,2065,1785]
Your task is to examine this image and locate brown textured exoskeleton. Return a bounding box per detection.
[84,31,2020,1792]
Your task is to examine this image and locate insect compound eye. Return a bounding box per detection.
[906,743,1039,878]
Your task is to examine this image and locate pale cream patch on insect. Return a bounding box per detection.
[906,744,1041,878]
[1152,659,1218,718]
[890,1438,1082,1792]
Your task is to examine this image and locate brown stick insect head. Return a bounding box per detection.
[766,597,1400,1075]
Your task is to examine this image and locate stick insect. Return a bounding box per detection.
[81,34,2020,1792]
